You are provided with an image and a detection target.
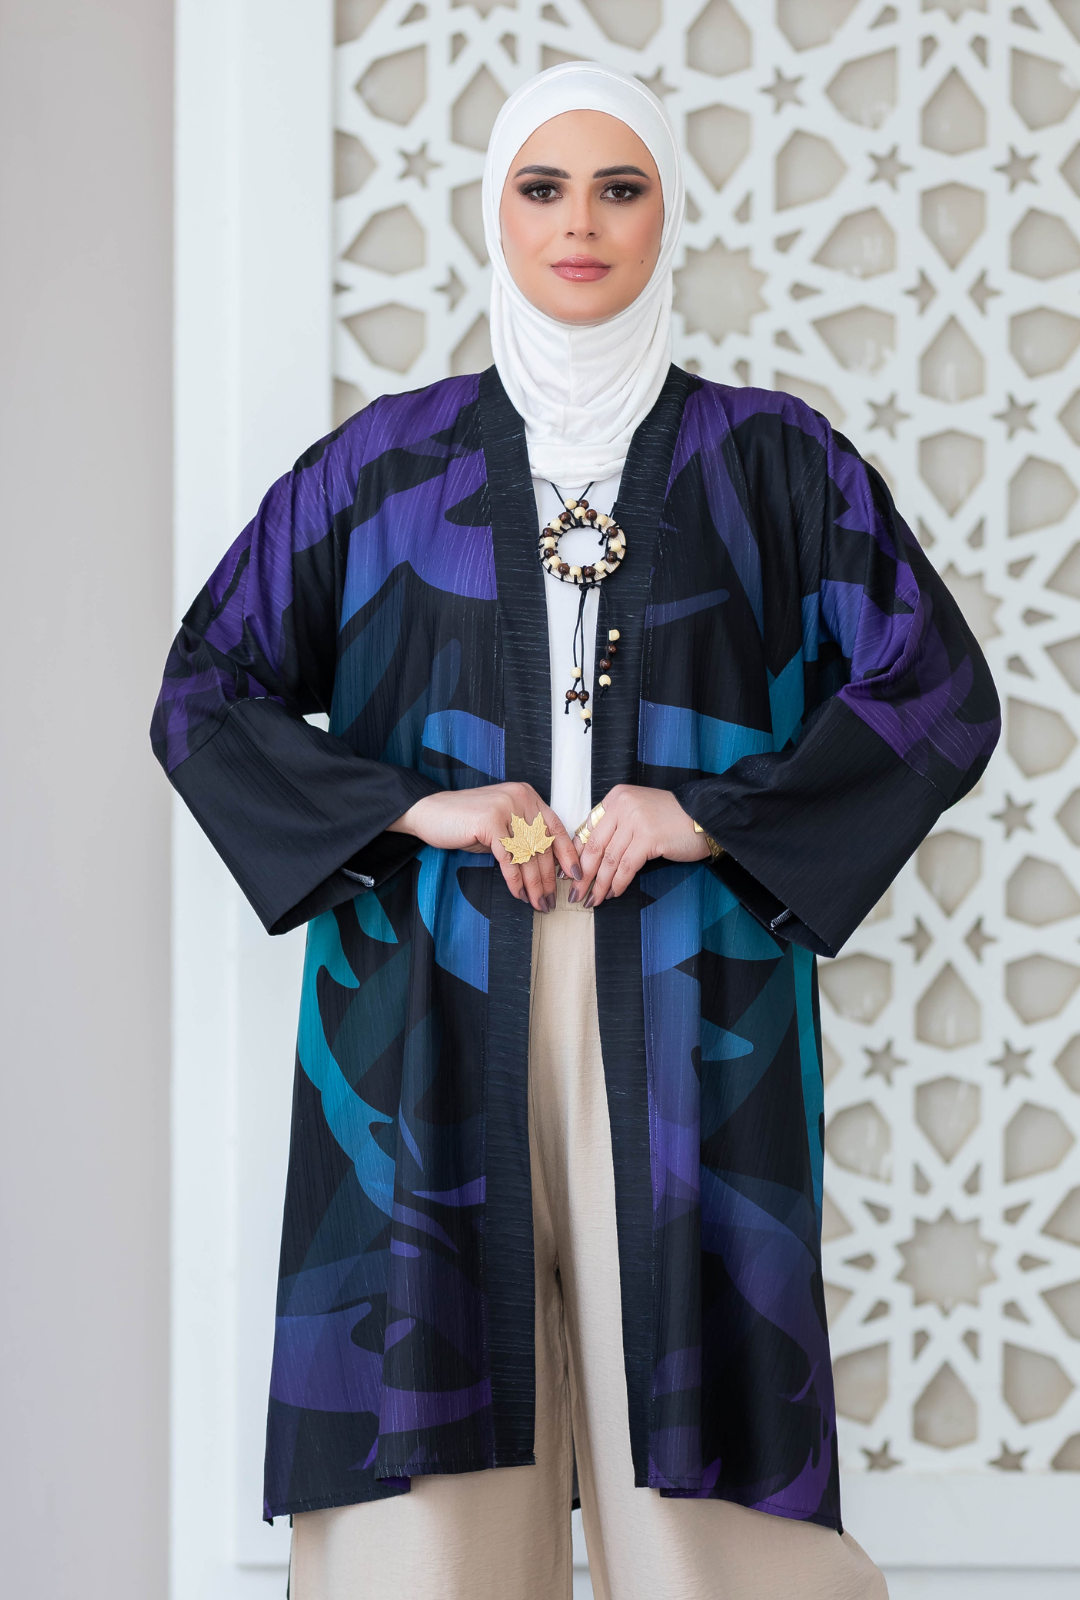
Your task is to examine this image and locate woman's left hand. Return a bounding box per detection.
[571,784,711,906]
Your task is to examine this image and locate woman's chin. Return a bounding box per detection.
[529,284,636,325]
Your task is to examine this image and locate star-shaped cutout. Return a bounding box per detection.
[993,394,1036,438]
[865,1040,907,1084]
[995,146,1038,192]
[990,1042,1033,1085]
[868,393,911,438]
[965,917,997,963]
[969,270,1001,315]
[897,1211,997,1314]
[863,1440,902,1471]
[637,66,676,98]
[398,141,441,186]
[905,270,936,315]
[761,67,803,112]
[993,794,1034,838]
[436,268,467,311]
[901,917,933,962]
[990,1442,1028,1471]
[870,145,912,190]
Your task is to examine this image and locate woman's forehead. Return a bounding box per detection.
[509,111,657,174]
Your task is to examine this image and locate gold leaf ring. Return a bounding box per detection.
[501,813,557,865]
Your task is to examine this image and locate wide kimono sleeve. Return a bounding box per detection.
[675,403,1001,959]
[150,409,440,935]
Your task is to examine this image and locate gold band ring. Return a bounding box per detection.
[575,803,606,847]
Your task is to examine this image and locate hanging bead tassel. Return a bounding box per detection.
[598,629,619,696]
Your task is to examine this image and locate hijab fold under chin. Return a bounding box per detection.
[481,62,685,486]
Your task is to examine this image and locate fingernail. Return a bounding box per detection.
[571,863,583,881]
[568,887,580,905]
[557,865,566,880]
[543,893,557,912]
[583,891,594,909]
[519,890,530,902]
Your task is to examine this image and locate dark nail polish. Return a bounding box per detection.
[544,893,557,912]
[571,863,583,881]
[583,890,594,909]
[519,890,529,902]
[568,887,580,905]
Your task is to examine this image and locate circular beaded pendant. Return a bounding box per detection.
[539,490,626,733]
[537,495,627,588]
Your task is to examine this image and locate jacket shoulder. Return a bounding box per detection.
[365,373,482,449]
[682,375,831,440]
[293,374,482,476]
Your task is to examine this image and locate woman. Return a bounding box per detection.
[153,63,998,1600]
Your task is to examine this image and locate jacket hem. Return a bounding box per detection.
[264,1450,538,1523]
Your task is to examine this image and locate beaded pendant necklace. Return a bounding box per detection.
[539,483,626,733]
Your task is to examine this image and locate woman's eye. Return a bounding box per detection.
[520,183,560,203]
[602,182,644,203]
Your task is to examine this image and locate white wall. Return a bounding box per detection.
[172,3,332,1594]
[0,2,174,1597]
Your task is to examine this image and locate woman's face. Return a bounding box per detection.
[499,110,664,325]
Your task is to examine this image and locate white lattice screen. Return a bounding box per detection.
[331,0,1080,1484]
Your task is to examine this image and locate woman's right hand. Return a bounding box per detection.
[388,783,581,911]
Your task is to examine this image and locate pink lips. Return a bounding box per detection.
[551,255,611,282]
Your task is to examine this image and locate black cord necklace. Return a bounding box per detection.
[540,483,625,733]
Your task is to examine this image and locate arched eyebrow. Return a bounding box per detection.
[512,163,653,181]
[513,164,571,179]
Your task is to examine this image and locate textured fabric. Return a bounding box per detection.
[151,365,999,1531]
[288,884,888,1600]
[534,470,621,832]
[484,62,685,483]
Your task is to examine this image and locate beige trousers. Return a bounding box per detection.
[290,883,888,1600]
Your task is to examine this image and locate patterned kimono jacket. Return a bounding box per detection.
[152,366,999,1532]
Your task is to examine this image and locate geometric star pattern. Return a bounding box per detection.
[994,146,1039,192]
[993,394,1037,438]
[990,1042,1034,1085]
[335,0,1080,1482]
[989,1441,1029,1471]
[398,140,441,185]
[865,1040,909,1084]
[871,145,913,191]
[993,795,1035,838]
[761,67,805,113]
[868,392,912,437]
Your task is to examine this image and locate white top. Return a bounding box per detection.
[533,472,622,836]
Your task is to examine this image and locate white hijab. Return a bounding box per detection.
[482,62,685,485]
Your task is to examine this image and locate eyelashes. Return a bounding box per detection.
[602,182,647,203]
[516,181,648,205]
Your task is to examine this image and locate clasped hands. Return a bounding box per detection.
[389,782,711,912]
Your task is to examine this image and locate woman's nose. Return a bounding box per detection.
[565,195,598,239]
